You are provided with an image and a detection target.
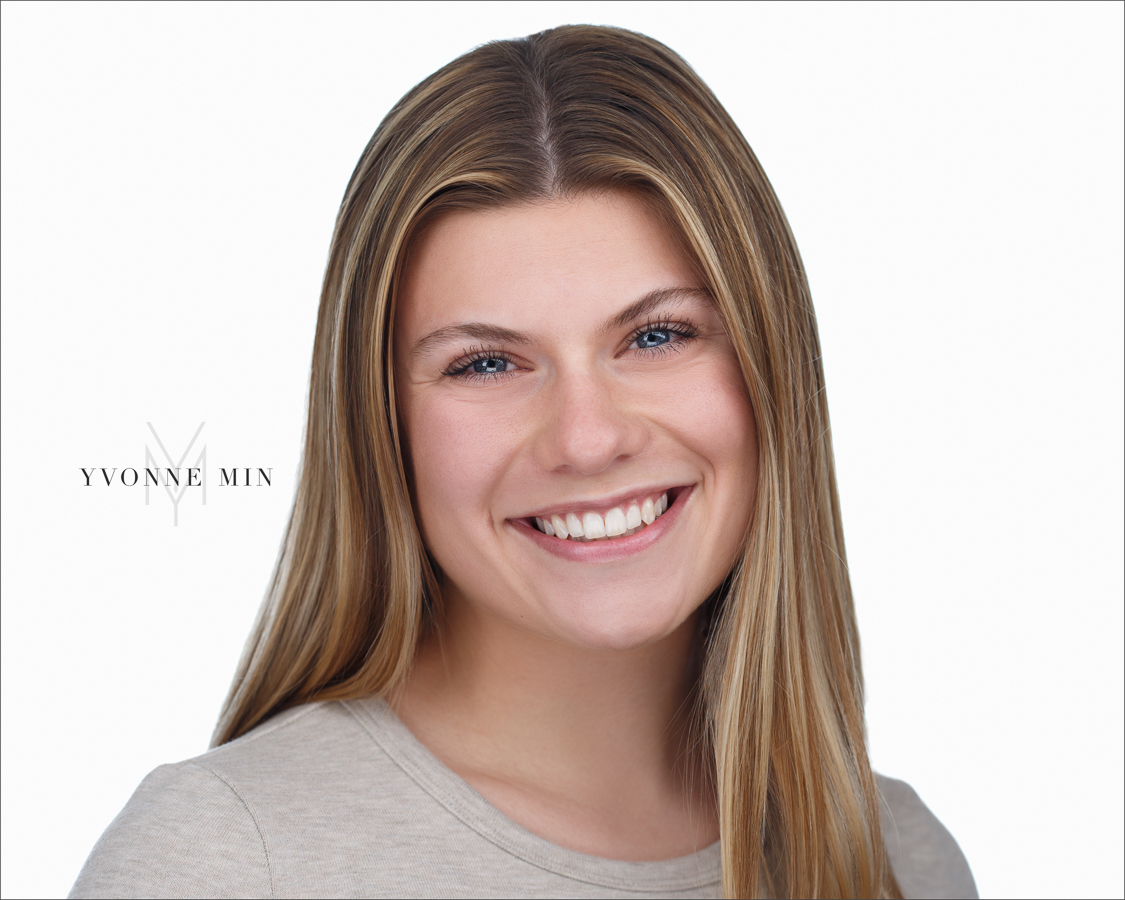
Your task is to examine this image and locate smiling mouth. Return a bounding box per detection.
[526,489,676,543]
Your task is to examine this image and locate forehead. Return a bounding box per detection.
[395,192,699,340]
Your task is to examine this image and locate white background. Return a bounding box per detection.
[2,2,1122,897]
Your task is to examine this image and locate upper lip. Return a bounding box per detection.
[514,484,686,521]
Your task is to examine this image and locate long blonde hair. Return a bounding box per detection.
[213,25,899,899]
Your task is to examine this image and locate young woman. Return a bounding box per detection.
[71,26,976,899]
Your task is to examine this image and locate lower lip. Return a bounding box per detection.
[509,486,694,563]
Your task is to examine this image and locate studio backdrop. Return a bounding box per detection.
[1,2,1122,898]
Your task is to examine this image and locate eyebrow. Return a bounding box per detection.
[409,322,530,358]
[601,286,712,332]
[409,286,712,358]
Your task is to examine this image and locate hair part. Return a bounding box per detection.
[213,25,901,899]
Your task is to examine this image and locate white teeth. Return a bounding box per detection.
[535,492,673,543]
[626,504,642,529]
[604,507,627,537]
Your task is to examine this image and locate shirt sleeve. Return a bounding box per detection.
[68,761,273,899]
[877,774,978,900]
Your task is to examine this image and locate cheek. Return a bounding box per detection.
[666,355,757,488]
[667,358,758,579]
[403,394,521,555]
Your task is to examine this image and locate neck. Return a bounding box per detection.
[391,585,717,860]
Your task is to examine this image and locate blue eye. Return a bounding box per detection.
[634,329,672,349]
[471,357,510,375]
[443,348,517,381]
[630,317,697,357]
[628,319,698,354]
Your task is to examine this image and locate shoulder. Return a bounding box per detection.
[69,759,272,898]
[876,774,978,900]
[69,701,374,899]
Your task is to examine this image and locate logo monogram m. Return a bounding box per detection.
[145,422,207,526]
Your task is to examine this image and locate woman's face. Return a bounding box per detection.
[396,191,757,651]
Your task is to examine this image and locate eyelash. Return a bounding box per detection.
[442,345,518,382]
[629,317,699,357]
[442,318,700,382]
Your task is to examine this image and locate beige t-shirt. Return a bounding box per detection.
[69,697,977,899]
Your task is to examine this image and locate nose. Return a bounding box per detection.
[532,369,648,476]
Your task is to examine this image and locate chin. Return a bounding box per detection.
[546,592,697,652]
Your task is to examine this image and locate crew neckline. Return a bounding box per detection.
[341,696,722,893]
